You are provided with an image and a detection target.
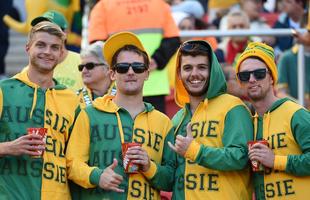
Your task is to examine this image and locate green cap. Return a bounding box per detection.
[31,10,68,31]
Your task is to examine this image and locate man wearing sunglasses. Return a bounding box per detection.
[66,32,175,199]
[76,41,115,108]
[236,42,310,200]
[168,40,253,199]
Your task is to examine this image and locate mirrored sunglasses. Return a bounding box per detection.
[237,68,268,82]
[113,62,147,74]
[78,62,106,72]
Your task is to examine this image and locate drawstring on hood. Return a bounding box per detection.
[253,111,271,142]
[14,68,40,119]
[92,95,154,144]
[13,67,66,119]
[174,40,227,107]
[254,98,290,141]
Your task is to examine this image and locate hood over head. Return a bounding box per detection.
[174,40,227,107]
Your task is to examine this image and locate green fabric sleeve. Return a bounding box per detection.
[147,128,176,191]
[278,51,290,84]
[195,105,253,170]
[286,109,310,175]
[0,88,2,118]
[90,168,104,186]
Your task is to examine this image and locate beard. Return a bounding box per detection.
[247,85,270,102]
[185,81,209,97]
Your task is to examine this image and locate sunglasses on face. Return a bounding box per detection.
[237,68,268,82]
[180,41,210,53]
[78,62,106,72]
[113,62,147,74]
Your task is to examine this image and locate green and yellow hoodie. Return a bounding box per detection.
[172,41,254,200]
[0,69,80,200]
[253,98,310,200]
[66,95,175,200]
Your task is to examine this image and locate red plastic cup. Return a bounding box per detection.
[248,140,269,172]
[121,142,141,174]
[27,128,47,157]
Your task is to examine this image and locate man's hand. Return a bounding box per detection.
[168,123,194,157]
[99,158,124,193]
[248,143,275,168]
[0,134,45,157]
[126,146,150,172]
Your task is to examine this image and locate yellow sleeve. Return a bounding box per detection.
[273,155,288,171]
[184,140,201,161]
[66,110,98,188]
[142,161,157,179]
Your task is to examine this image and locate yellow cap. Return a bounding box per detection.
[235,42,278,84]
[103,31,147,68]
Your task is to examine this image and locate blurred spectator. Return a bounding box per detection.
[88,0,180,113]
[171,0,205,19]
[172,11,218,48]
[241,0,275,46]
[216,10,251,64]
[264,0,277,12]
[208,0,241,28]
[277,30,310,109]
[273,0,307,54]
[0,1,16,79]
[77,41,115,108]
[223,65,247,99]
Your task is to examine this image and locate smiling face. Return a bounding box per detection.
[239,58,274,102]
[26,31,63,73]
[111,50,149,96]
[179,55,210,98]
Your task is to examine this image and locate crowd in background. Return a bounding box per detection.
[1,0,309,111]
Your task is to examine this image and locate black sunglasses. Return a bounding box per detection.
[237,68,268,82]
[113,62,147,74]
[180,41,210,53]
[78,62,106,72]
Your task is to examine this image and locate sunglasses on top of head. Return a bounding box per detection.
[78,62,106,72]
[180,41,209,52]
[113,62,147,74]
[237,68,269,82]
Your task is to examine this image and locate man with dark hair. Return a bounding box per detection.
[236,42,310,199]
[66,31,175,199]
[168,40,253,199]
[0,21,80,200]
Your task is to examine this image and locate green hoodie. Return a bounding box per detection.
[252,98,310,200]
[66,95,175,200]
[172,41,254,200]
[0,69,80,200]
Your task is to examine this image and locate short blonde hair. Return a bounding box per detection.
[28,21,66,44]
